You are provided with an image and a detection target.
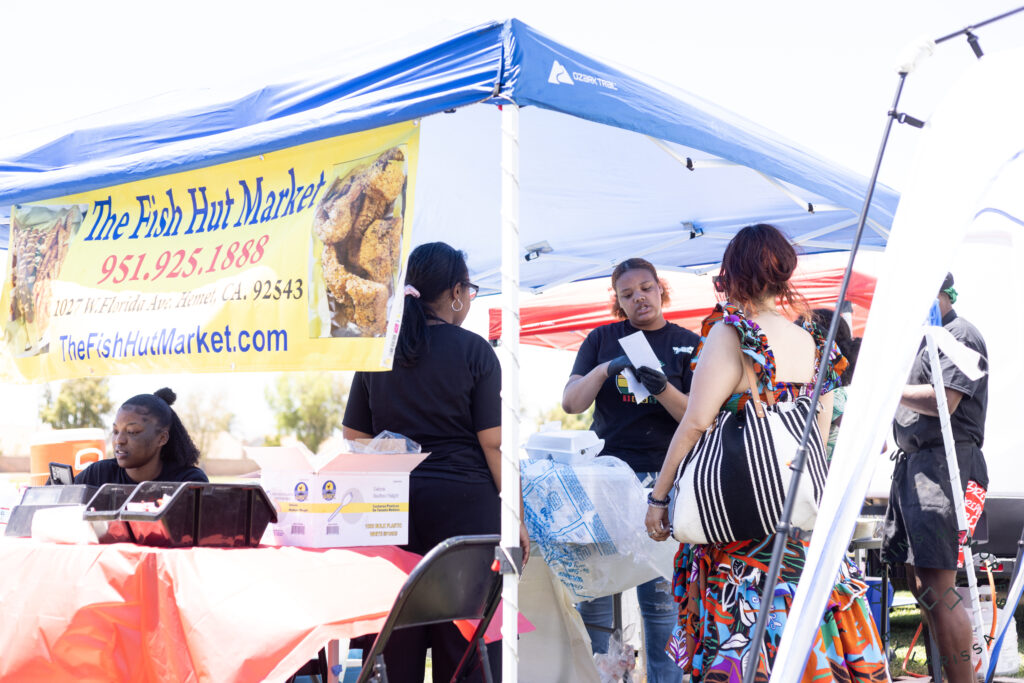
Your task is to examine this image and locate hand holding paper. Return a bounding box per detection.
[634,365,668,395]
[606,354,633,378]
[618,331,664,404]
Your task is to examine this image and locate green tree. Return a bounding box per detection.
[40,378,114,429]
[178,390,235,461]
[536,402,594,430]
[266,372,349,452]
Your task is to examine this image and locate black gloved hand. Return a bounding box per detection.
[606,354,633,378]
[635,365,668,395]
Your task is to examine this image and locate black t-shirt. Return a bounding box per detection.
[73,458,209,486]
[343,323,501,483]
[571,320,699,472]
[894,309,988,455]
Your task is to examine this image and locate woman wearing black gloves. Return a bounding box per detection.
[561,257,698,683]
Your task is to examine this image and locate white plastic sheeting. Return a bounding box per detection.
[773,46,1024,680]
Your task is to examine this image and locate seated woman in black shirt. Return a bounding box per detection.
[75,387,208,486]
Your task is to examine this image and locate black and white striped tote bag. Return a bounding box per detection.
[669,356,829,544]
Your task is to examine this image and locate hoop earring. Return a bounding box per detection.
[451,298,464,313]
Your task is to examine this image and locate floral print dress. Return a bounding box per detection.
[665,303,887,682]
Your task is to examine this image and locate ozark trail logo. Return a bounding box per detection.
[548,60,618,90]
[673,346,694,355]
[548,60,573,85]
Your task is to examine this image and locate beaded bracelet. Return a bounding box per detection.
[647,491,670,508]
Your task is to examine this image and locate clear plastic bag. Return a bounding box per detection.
[522,456,676,601]
[593,627,636,683]
[346,430,421,454]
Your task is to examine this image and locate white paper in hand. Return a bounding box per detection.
[621,367,650,404]
[619,331,661,405]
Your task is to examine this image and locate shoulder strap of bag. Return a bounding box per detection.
[740,351,772,418]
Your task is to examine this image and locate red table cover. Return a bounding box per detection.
[0,538,420,682]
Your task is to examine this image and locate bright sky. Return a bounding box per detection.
[2,1,1023,440]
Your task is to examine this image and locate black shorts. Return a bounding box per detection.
[881,443,986,570]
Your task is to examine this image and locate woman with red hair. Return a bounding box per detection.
[644,224,886,681]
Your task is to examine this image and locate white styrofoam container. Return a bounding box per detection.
[524,430,604,463]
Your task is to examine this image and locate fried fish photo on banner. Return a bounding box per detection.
[310,146,406,338]
[2,203,86,357]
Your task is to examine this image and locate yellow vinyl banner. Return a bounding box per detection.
[1,122,419,381]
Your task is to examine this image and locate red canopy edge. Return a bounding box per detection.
[489,267,875,352]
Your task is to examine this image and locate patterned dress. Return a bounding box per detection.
[827,386,849,460]
[665,303,887,682]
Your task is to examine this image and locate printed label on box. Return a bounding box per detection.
[249,445,426,548]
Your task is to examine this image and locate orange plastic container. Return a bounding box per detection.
[29,428,107,484]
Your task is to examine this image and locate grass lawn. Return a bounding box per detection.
[886,590,1024,678]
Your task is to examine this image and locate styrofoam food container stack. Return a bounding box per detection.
[524,430,604,464]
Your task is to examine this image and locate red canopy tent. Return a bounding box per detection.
[489,266,875,351]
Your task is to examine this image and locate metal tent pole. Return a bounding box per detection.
[740,72,910,683]
[498,102,522,683]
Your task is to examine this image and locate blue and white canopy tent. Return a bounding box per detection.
[0,20,896,273]
[0,19,898,679]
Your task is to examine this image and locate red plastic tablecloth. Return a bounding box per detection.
[0,538,421,682]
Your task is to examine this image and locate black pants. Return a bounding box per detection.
[361,475,502,683]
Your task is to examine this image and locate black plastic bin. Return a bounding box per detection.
[83,484,138,543]
[4,485,98,537]
[118,482,277,548]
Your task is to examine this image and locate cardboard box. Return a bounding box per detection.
[247,443,427,548]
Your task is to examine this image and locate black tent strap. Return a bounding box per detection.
[889,110,926,128]
[966,30,985,59]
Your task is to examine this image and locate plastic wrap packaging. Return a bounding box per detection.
[345,430,422,454]
[523,456,676,601]
[30,504,98,544]
[593,627,636,683]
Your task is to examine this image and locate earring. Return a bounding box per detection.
[451,298,464,312]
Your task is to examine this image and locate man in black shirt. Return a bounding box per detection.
[882,273,988,683]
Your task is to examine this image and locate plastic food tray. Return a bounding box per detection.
[3,485,98,537]
[117,482,278,548]
[83,484,138,543]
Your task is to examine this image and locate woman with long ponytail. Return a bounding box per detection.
[343,242,528,683]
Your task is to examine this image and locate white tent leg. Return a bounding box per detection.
[499,102,521,683]
[924,330,990,675]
